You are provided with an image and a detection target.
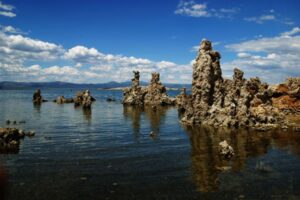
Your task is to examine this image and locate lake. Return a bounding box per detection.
[0,89,300,199]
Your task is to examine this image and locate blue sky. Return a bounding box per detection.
[0,0,299,83]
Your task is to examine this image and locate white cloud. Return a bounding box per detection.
[175,0,238,18]
[1,25,25,34]
[44,66,79,76]
[244,14,275,24]
[0,30,64,64]
[281,27,300,37]
[0,25,192,83]
[244,10,294,25]
[0,1,16,17]
[175,1,210,17]
[0,1,14,11]
[0,10,15,17]
[224,27,300,83]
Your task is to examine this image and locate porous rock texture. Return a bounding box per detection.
[74,90,95,108]
[180,39,290,128]
[144,73,176,106]
[123,71,175,106]
[271,77,300,114]
[0,127,35,153]
[123,71,147,106]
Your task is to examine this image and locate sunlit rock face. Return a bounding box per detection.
[271,77,300,114]
[144,73,176,106]
[180,39,287,128]
[122,71,175,106]
[122,71,147,106]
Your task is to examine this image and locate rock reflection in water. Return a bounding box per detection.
[123,106,143,137]
[123,105,170,137]
[82,107,92,121]
[0,164,8,200]
[33,103,41,112]
[187,126,300,193]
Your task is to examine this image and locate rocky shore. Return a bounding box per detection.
[0,127,35,153]
[178,39,299,129]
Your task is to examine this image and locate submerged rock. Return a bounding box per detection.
[54,96,74,104]
[122,71,175,106]
[106,97,116,102]
[180,39,290,128]
[219,140,234,159]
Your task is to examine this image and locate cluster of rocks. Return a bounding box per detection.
[51,90,96,108]
[123,71,146,106]
[179,39,289,129]
[55,96,74,104]
[122,71,175,106]
[0,127,35,153]
[74,90,96,108]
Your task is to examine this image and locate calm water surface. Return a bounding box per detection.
[0,89,300,199]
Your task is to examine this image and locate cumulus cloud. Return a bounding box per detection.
[281,27,300,37]
[223,27,300,83]
[0,25,192,83]
[175,0,239,18]
[0,1,16,17]
[0,31,64,62]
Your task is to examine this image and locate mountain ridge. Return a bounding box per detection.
[0,81,191,90]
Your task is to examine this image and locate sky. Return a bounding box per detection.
[0,0,299,84]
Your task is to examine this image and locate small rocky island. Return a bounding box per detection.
[178,39,299,129]
[32,89,47,103]
[53,90,96,108]
[123,71,175,106]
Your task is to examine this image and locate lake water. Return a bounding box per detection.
[0,89,300,199]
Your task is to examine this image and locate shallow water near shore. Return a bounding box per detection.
[0,89,300,199]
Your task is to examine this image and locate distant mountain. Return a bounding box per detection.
[0,81,191,90]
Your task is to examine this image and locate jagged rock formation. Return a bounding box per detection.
[144,73,176,106]
[176,87,191,112]
[123,71,147,106]
[271,77,300,114]
[180,39,287,128]
[32,89,47,103]
[122,71,175,106]
[74,90,95,108]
